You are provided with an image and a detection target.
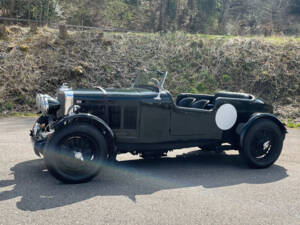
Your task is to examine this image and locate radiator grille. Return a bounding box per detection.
[56,91,66,118]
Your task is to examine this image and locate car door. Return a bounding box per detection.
[170,107,222,140]
[138,94,172,143]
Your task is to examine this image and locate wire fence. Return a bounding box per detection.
[0,16,132,32]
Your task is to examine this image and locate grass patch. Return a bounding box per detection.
[286,119,300,129]
[0,112,38,118]
[191,34,235,40]
[244,35,300,45]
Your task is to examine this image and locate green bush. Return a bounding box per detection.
[6,102,13,110]
[0,102,13,113]
[222,74,232,83]
[105,1,135,28]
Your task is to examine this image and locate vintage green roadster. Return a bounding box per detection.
[30,71,286,183]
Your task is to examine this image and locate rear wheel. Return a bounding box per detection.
[44,123,107,183]
[240,119,284,168]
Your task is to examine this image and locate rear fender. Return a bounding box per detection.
[240,113,287,147]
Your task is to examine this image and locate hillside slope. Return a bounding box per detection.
[0,26,299,121]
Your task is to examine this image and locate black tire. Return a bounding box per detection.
[240,119,284,169]
[44,123,108,184]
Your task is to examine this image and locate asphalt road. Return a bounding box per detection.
[0,117,299,225]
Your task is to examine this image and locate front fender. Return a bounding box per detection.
[240,113,287,147]
[53,113,116,154]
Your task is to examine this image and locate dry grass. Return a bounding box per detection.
[0,27,299,120]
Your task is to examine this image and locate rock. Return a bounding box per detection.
[73,66,84,75]
[9,26,22,33]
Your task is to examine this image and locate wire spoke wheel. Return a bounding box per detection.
[250,129,274,160]
[44,123,108,183]
[57,134,99,176]
[240,119,284,168]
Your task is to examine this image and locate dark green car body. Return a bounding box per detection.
[32,86,285,157]
[30,70,287,183]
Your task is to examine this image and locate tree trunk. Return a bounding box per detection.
[0,24,9,38]
[9,0,15,18]
[218,0,230,34]
[158,0,167,32]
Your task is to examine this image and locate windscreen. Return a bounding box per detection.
[132,70,166,89]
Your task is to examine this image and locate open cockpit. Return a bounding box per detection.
[176,92,254,110]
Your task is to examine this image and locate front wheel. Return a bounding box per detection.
[44,123,108,183]
[240,119,284,168]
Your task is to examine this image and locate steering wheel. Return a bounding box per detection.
[151,78,160,88]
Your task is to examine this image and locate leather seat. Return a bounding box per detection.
[212,92,252,104]
[177,97,196,107]
[191,99,210,109]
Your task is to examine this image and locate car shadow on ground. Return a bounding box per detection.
[0,150,288,211]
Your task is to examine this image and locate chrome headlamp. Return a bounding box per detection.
[36,94,60,115]
[36,94,50,114]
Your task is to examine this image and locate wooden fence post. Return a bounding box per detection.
[59,24,68,39]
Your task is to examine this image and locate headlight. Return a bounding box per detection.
[36,94,60,115]
[36,94,49,114]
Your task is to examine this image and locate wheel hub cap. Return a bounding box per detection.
[263,141,271,151]
[74,151,84,161]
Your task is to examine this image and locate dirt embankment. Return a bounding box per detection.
[0,26,299,121]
